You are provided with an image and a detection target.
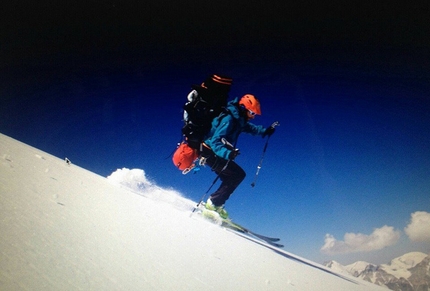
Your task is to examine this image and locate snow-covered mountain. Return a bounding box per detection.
[0,133,384,290]
[324,252,430,291]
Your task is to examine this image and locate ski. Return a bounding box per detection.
[223,221,284,248]
[222,220,284,247]
[195,204,284,247]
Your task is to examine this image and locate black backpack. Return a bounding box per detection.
[182,74,232,149]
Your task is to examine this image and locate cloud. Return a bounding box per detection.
[404,211,430,242]
[321,225,401,255]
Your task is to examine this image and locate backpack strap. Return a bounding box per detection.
[211,108,240,148]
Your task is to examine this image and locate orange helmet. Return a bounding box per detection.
[239,94,261,115]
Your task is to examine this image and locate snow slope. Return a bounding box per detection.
[0,133,384,290]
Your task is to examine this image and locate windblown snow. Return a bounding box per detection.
[0,133,384,290]
[107,167,195,212]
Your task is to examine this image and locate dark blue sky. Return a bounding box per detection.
[1,2,429,264]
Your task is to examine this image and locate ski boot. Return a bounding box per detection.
[205,199,228,219]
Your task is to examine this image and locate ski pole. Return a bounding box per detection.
[251,121,279,187]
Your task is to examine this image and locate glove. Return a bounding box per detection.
[228,148,240,160]
[263,126,276,137]
[263,121,279,137]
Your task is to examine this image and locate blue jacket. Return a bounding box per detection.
[204,98,266,160]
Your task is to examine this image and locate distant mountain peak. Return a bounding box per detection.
[323,260,351,276]
[388,252,428,269]
[324,252,430,290]
[346,261,376,277]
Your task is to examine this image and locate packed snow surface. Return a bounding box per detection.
[0,133,384,290]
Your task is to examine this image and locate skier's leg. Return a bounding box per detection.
[209,160,246,206]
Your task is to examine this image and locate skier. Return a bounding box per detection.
[199,94,276,218]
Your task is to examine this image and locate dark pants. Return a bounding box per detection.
[203,153,246,207]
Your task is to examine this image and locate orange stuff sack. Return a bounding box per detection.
[172,142,199,171]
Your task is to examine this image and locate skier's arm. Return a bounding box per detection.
[243,122,266,136]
